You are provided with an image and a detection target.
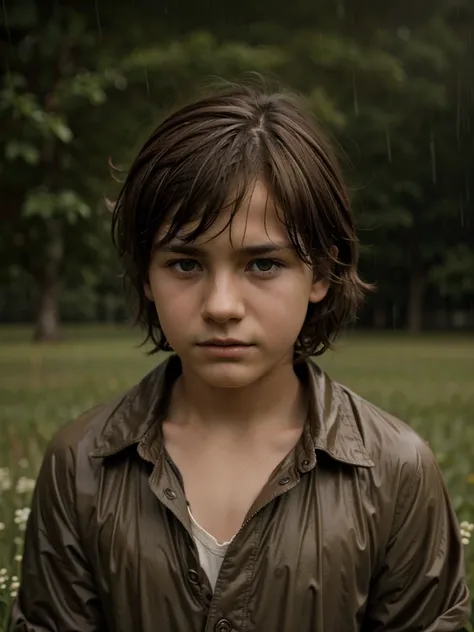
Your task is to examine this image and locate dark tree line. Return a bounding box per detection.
[1,0,473,338]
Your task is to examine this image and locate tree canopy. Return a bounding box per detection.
[1,0,472,336]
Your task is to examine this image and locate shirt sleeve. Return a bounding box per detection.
[9,431,106,632]
[364,438,471,631]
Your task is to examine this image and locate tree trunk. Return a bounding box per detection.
[407,267,425,333]
[373,302,387,329]
[33,219,63,342]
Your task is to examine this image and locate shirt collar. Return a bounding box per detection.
[302,361,374,468]
[91,355,374,468]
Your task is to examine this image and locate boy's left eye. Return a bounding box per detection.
[249,259,283,274]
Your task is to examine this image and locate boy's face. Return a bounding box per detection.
[146,180,329,388]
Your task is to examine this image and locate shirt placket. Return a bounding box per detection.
[202,445,317,632]
[138,437,215,611]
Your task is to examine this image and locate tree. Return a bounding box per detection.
[348,6,473,330]
[0,1,285,339]
[1,0,472,333]
[0,3,131,339]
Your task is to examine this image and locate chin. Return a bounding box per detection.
[194,362,263,389]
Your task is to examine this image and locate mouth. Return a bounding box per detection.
[196,339,255,358]
[197,339,253,347]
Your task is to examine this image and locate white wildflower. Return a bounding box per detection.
[0,522,5,531]
[0,569,9,592]
[460,521,474,545]
[14,536,23,546]
[18,458,29,469]
[14,508,31,531]
[14,555,22,562]
[0,467,12,492]
[10,590,18,598]
[460,521,474,532]
[15,477,36,494]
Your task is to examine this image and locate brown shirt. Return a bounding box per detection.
[10,356,471,631]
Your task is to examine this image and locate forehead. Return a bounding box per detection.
[159,180,289,249]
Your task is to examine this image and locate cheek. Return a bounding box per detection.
[154,284,190,316]
[269,272,314,306]
[148,271,179,302]
[147,274,186,320]
[255,279,310,329]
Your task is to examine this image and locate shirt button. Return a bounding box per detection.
[187,569,199,584]
[215,619,232,632]
[302,459,310,468]
[164,488,177,500]
[278,476,291,486]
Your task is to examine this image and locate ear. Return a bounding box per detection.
[309,277,330,304]
[309,246,338,304]
[144,282,153,302]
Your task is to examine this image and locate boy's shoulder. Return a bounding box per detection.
[44,359,174,466]
[336,377,439,480]
[48,394,129,456]
[307,361,439,481]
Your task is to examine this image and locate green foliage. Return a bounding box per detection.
[0,0,473,332]
[23,188,91,221]
[4,140,38,164]
[431,245,474,299]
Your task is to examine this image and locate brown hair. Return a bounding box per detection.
[111,82,371,359]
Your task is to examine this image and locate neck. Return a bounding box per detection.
[169,357,307,438]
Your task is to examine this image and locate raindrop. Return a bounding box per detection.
[144,67,150,98]
[1,0,13,84]
[456,78,461,145]
[385,128,392,163]
[1,0,11,47]
[94,0,102,37]
[352,71,359,117]
[429,130,437,184]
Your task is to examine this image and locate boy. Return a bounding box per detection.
[11,84,470,631]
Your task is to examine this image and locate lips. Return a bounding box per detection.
[196,340,255,358]
[198,339,252,347]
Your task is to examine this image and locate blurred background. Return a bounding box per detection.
[0,0,473,626]
[1,0,473,335]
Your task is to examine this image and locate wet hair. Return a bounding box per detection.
[111,82,372,359]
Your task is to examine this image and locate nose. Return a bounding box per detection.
[201,272,245,323]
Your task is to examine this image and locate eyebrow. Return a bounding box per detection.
[153,241,293,257]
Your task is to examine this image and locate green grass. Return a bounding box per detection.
[0,326,473,626]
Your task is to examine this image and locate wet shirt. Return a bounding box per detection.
[10,356,471,631]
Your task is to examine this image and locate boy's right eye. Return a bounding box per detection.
[168,259,200,275]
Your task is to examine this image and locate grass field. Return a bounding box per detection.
[0,326,473,627]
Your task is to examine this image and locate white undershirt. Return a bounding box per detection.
[188,508,233,591]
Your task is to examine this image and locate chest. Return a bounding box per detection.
[82,454,385,632]
[171,448,289,542]
[163,424,302,543]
